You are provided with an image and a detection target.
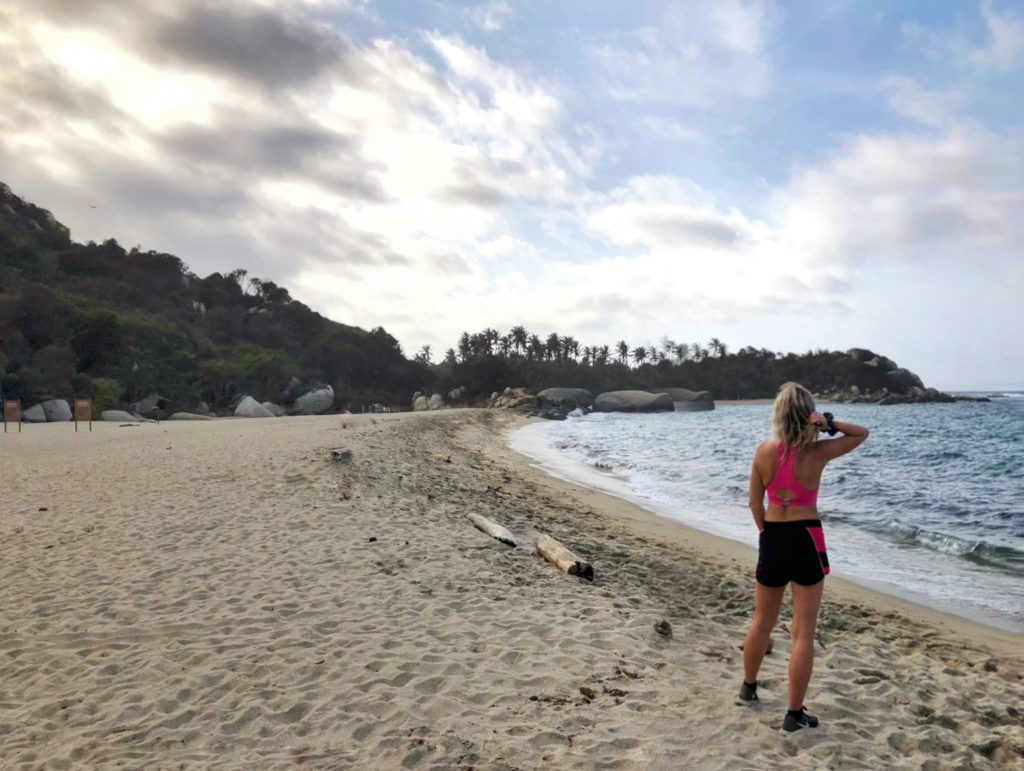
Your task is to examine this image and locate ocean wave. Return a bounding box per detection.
[874,520,1024,575]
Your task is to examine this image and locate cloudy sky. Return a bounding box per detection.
[2,0,1022,390]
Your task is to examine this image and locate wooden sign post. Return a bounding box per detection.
[3,400,21,433]
[74,399,92,432]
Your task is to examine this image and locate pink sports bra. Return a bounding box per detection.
[766,443,818,507]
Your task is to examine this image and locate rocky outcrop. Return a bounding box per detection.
[40,399,72,421]
[281,377,303,403]
[593,390,674,413]
[490,388,538,409]
[447,386,466,403]
[130,391,168,415]
[262,402,286,417]
[413,395,428,411]
[538,388,594,408]
[169,412,215,420]
[22,404,46,422]
[822,349,950,403]
[235,396,275,418]
[659,388,715,411]
[822,385,954,404]
[292,386,334,415]
[194,401,211,415]
[427,393,445,410]
[102,410,140,422]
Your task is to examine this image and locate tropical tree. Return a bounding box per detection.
[545,332,561,360]
[616,340,629,364]
[528,334,544,361]
[631,346,647,366]
[510,325,528,354]
[415,344,432,365]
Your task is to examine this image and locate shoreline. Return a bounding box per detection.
[501,417,1023,654]
[3,410,1022,768]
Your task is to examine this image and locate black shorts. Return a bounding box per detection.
[756,519,830,587]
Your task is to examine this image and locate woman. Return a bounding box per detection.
[739,382,868,732]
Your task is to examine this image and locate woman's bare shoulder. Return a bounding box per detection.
[754,440,776,460]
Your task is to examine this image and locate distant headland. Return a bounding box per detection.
[0,182,956,420]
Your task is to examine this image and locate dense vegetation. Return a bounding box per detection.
[0,183,427,413]
[0,182,933,414]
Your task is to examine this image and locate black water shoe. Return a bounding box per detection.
[783,707,819,732]
[738,681,758,702]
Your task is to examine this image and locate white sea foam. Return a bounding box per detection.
[510,404,1024,633]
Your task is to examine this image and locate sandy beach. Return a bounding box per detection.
[2,409,1022,769]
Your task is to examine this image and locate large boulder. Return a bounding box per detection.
[292,386,334,415]
[169,412,215,420]
[235,396,275,418]
[130,391,167,415]
[262,402,286,417]
[447,386,466,403]
[413,395,428,411]
[193,401,211,415]
[281,376,302,403]
[427,393,445,410]
[102,410,140,422]
[887,368,925,391]
[538,388,594,408]
[490,388,537,409]
[22,404,46,422]
[593,390,675,413]
[659,388,715,411]
[41,399,72,421]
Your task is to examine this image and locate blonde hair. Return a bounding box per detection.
[772,382,818,456]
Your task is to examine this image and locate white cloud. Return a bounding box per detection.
[465,1,513,32]
[882,76,963,128]
[971,0,1024,72]
[769,127,1024,264]
[589,0,773,106]
[634,116,702,143]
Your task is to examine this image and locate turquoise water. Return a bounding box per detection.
[511,394,1024,633]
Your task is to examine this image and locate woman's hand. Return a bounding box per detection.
[808,411,828,430]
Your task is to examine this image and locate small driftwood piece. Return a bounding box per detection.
[331,448,353,462]
[536,533,594,581]
[468,513,517,547]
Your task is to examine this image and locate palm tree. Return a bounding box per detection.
[510,325,528,355]
[631,346,647,366]
[692,343,707,361]
[709,337,727,358]
[458,332,471,361]
[597,345,610,366]
[561,335,579,361]
[616,340,629,364]
[659,336,675,360]
[528,334,544,361]
[647,344,659,362]
[673,342,690,362]
[546,332,561,360]
[582,346,594,366]
[498,335,512,357]
[416,344,432,364]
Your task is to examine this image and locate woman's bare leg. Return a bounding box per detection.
[787,580,824,710]
[743,582,785,684]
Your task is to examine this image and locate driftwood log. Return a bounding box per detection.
[535,533,594,581]
[468,513,517,547]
